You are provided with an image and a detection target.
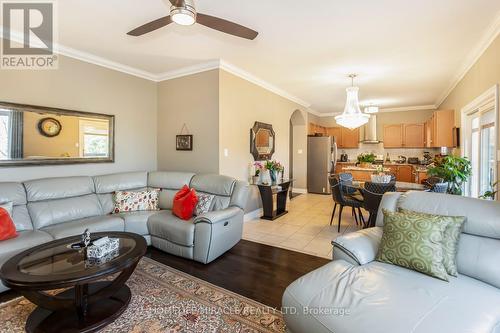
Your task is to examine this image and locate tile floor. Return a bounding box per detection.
[242,193,363,259]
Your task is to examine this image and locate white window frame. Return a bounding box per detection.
[461,84,499,198]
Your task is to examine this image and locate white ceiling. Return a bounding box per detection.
[55,0,500,113]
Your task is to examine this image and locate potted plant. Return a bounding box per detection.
[427,155,472,195]
[357,153,376,168]
[480,181,498,200]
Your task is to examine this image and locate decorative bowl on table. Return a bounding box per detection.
[371,174,392,183]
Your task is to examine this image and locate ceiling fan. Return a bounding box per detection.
[127,0,258,40]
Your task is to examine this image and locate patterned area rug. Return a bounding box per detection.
[0,257,285,333]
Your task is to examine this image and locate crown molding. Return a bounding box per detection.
[379,105,437,113]
[1,28,159,81]
[154,60,221,81]
[435,11,500,107]
[218,60,311,108]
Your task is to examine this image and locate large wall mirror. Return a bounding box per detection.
[250,121,275,160]
[0,101,114,166]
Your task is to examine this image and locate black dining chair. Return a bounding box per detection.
[364,181,396,194]
[430,182,449,193]
[330,176,364,232]
[361,188,384,228]
[338,172,363,202]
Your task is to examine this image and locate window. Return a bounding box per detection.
[0,110,11,160]
[462,86,498,198]
[79,119,109,158]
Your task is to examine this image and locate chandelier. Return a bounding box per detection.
[335,74,370,129]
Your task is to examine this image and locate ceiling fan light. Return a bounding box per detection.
[171,6,196,26]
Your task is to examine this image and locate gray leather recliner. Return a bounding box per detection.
[282,191,500,333]
[0,171,248,293]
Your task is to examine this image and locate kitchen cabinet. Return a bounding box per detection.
[341,128,359,148]
[398,165,414,182]
[433,110,455,147]
[383,124,403,148]
[328,127,342,146]
[403,124,425,148]
[336,162,355,174]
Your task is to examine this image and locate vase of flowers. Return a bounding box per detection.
[252,162,263,184]
[357,153,376,168]
[264,160,284,184]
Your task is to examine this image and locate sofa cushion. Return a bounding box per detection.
[112,189,159,213]
[283,259,500,333]
[117,211,161,235]
[0,230,52,258]
[0,182,33,231]
[147,211,195,246]
[28,194,103,229]
[93,172,148,194]
[0,206,17,241]
[148,172,195,210]
[24,176,95,202]
[41,215,124,239]
[190,174,235,211]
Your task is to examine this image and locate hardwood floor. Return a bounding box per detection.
[1,240,330,309]
[146,239,330,308]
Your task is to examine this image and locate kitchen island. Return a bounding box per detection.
[337,162,429,183]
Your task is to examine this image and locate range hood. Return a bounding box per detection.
[361,115,382,144]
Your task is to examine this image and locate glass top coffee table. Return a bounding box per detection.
[0,232,147,333]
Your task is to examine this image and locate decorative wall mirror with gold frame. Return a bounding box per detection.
[250,121,275,161]
[0,101,115,167]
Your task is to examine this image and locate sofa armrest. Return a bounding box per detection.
[332,227,383,265]
[194,207,242,225]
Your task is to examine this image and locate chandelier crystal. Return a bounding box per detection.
[335,75,370,129]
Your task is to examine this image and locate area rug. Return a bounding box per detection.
[0,257,286,333]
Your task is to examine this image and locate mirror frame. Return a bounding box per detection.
[0,101,115,167]
[250,121,275,161]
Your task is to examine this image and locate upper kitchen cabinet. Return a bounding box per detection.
[340,127,360,148]
[424,110,455,148]
[433,110,455,147]
[327,127,342,146]
[403,124,425,148]
[383,124,404,148]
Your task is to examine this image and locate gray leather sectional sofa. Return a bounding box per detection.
[283,191,500,333]
[0,171,248,293]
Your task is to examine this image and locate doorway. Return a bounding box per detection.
[461,85,499,198]
[289,110,307,194]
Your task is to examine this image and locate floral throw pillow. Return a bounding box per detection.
[376,209,450,281]
[194,193,215,216]
[113,189,160,213]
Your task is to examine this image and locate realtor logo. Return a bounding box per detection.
[1,0,58,69]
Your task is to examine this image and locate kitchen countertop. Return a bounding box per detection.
[343,166,391,172]
[337,161,429,172]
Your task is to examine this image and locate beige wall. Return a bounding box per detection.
[157,70,219,174]
[439,34,500,127]
[219,69,307,211]
[0,54,157,181]
[23,113,79,158]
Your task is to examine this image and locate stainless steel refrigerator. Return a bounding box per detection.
[307,136,337,194]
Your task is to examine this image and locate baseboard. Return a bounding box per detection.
[244,208,262,222]
[292,188,307,194]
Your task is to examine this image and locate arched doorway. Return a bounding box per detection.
[289,110,307,195]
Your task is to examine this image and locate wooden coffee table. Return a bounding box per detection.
[0,231,146,333]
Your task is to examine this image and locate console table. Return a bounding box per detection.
[256,179,293,220]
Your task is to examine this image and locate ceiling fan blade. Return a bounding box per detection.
[127,16,172,36]
[196,13,258,40]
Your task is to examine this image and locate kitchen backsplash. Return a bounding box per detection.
[338,143,441,161]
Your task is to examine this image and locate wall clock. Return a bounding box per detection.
[38,117,62,137]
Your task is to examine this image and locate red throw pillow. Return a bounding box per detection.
[172,187,198,220]
[0,207,17,241]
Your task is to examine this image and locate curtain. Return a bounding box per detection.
[10,111,23,159]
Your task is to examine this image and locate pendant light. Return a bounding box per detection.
[335,74,370,129]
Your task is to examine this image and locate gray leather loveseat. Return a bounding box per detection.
[283,191,500,333]
[0,171,248,293]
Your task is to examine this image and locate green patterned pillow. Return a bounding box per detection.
[376,209,450,281]
[399,209,465,277]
